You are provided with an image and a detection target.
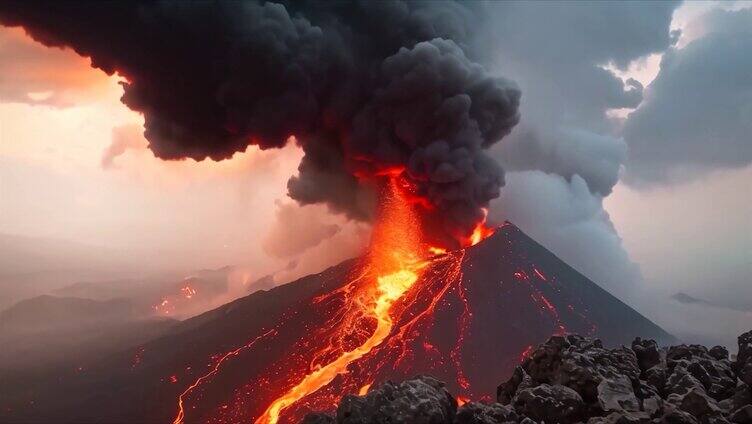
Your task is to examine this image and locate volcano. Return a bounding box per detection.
[0,221,672,424]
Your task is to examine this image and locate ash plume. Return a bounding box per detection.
[0,1,520,243]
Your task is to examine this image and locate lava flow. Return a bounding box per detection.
[171,173,496,424]
[255,176,428,424]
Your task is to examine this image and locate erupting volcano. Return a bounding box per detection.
[0,4,678,424]
[0,188,672,423]
[170,174,493,424]
[0,173,669,424]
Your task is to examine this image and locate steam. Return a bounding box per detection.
[101,124,146,169]
[262,202,341,259]
[0,1,520,243]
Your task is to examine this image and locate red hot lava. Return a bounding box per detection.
[172,172,498,424]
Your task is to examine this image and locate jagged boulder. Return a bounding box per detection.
[512,383,584,423]
[336,375,456,424]
[663,342,738,404]
[586,411,649,423]
[453,402,519,424]
[710,346,730,361]
[497,366,533,405]
[597,375,641,415]
[304,332,752,424]
[730,404,752,423]
[508,335,640,404]
[659,407,700,424]
[633,338,662,372]
[733,383,751,411]
[737,331,752,380]
[675,388,722,418]
[644,365,667,394]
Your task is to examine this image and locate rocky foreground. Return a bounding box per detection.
[302,331,752,424]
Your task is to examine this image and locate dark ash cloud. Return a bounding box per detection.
[623,8,752,186]
[0,1,520,244]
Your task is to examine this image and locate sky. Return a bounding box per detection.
[0,1,750,346]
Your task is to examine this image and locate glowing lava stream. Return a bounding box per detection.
[255,176,428,424]
[255,263,424,424]
[173,329,277,424]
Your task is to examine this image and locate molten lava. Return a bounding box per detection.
[171,173,498,424]
[256,176,428,424]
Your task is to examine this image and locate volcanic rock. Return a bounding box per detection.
[730,405,752,423]
[633,338,662,372]
[295,331,752,424]
[659,408,701,424]
[453,402,519,424]
[301,413,336,424]
[596,375,641,415]
[503,334,641,404]
[676,388,722,418]
[711,346,731,361]
[664,343,738,403]
[734,384,752,411]
[738,332,752,368]
[512,383,584,423]
[336,376,456,424]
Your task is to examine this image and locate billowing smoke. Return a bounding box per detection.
[262,201,341,259]
[0,1,520,244]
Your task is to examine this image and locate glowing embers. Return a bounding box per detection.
[464,208,495,247]
[181,285,197,299]
[173,329,278,424]
[153,282,199,315]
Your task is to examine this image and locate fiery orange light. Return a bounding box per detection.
[255,176,427,424]
[457,395,471,407]
[357,383,372,396]
[170,171,499,423]
[181,285,197,299]
[428,246,447,255]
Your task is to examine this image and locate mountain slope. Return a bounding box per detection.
[0,223,671,423]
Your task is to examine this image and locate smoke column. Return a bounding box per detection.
[0,1,521,245]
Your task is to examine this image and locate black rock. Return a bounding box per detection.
[710,346,730,361]
[660,408,700,424]
[337,375,456,424]
[733,383,751,411]
[737,331,752,375]
[498,366,530,405]
[633,338,662,372]
[730,405,752,424]
[454,402,519,424]
[301,413,336,424]
[677,388,721,417]
[644,366,668,394]
[303,332,752,424]
[512,383,584,424]
[597,375,641,415]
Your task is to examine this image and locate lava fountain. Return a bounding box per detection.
[255,176,428,424]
